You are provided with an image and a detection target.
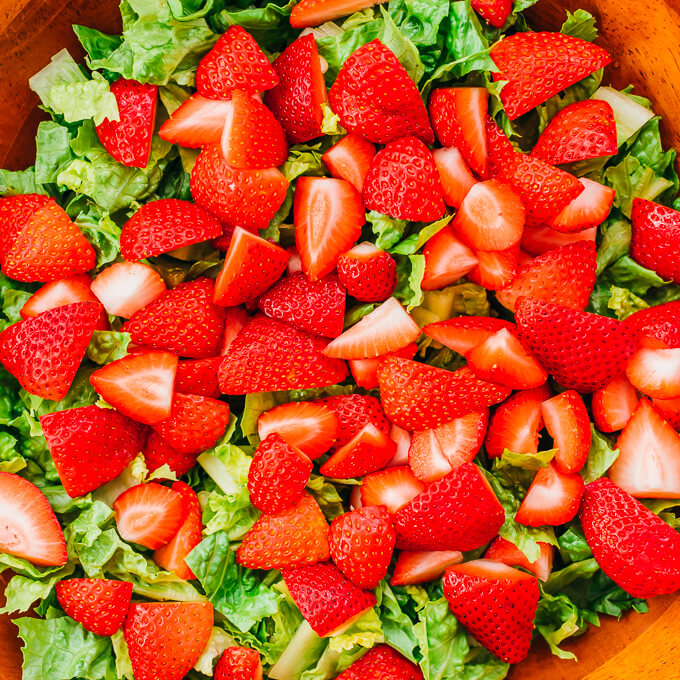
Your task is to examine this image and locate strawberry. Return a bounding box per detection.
[363,136,445,222]
[91,261,166,318]
[329,506,395,588]
[257,272,346,338]
[592,375,638,433]
[321,133,376,193]
[490,32,611,120]
[264,34,327,144]
[550,178,615,233]
[152,392,230,455]
[294,177,365,281]
[394,463,504,551]
[290,0,381,27]
[391,550,463,586]
[220,306,252,355]
[159,94,232,148]
[96,78,157,168]
[120,199,222,261]
[0,472,67,566]
[143,432,199,479]
[423,316,515,356]
[56,579,132,636]
[196,25,278,98]
[349,342,418,390]
[485,385,552,458]
[337,243,397,302]
[408,411,489,483]
[0,301,102,400]
[316,394,391,448]
[329,39,433,145]
[175,356,223,399]
[624,300,680,349]
[428,87,488,176]
[496,240,597,312]
[443,560,539,663]
[122,277,227,359]
[191,144,289,230]
[360,466,424,514]
[90,350,177,425]
[421,226,478,290]
[124,602,213,680]
[580,477,680,597]
[484,537,554,582]
[218,316,348,393]
[248,432,312,513]
[652,397,680,430]
[515,297,638,392]
[515,462,585,526]
[258,400,338,459]
[630,198,680,283]
[531,100,617,165]
[471,0,512,28]
[213,227,289,307]
[282,560,376,636]
[522,224,597,256]
[432,147,478,209]
[237,492,330,569]
[215,647,263,680]
[541,390,591,474]
[377,359,512,430]
[0,193,50,262]
[335,645,424,680]
[626,347,680,399]
[467,247,519,290]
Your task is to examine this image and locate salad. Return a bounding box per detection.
[1,0,680,678]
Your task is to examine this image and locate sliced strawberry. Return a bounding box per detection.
[317,394,392,449]
[349,342,417,390]
[0,193,50,262]
[159,94,232,148]
[624,300,680,349]
[522,224,597,256]
[484,537,554,582]
[220,307,251,355]
[336,242,396,303]
[550,178,615,233]
[290,0,381,27]
[335,645,423,680]
[423,316,515,356]
[360,466,425,514]
[471,0,512,27]
[391,550,463,586]
[432,147,478,209]
[175,357,223,399]
[321,133,376,193]
[467,246,519,290]
[630,199,680,283]
[144,432,198,479]
[0,471,67,566]
[541,390,591,474]
[626,347,680,399]
[592,375,638,432]
[421,226,478,290]
[388,424,411,467]
[652,397,680,429]
[215,648,263,680]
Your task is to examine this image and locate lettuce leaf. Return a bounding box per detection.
[390,214,452,256]
[34,121,75,185]
[534,589,588,660]
[388,0,450,48]
[367,211,408,251]
[560,9,597,41]
[0,168,46,196]
[394,254,425,310]
[375,582,419,661]
[87,331,132,364]
[581,427,619,484]
[74,205,123,268]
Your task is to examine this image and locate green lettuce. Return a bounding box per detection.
[581,427,619,484]
[87,331,132,364]
[367,211,408,251]
[34,121,75,185]
[74,205,123,268]
[560,9,598,41]
[0,168,45,196]
[394,254,425,310]
[390,215,452,256]
[375,582,419,661]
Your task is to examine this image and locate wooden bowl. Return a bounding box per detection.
[1,0,680,678]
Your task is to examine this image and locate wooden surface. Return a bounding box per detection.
[1,0,680,678]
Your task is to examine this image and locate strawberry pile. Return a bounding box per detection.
[1,1,680,679]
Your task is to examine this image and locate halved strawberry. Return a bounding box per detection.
[319,423,396,478]
[484,537,554,582]
[522,224,597,256]
[391,550,463,586]
[515,462,585,526]
[626,347,680,399]
[592,375,638,432]
[0,193,50,262]
[159,94,232,148]
[624,300,680,349]
[0,471,67,566]
[215,648,263,680]
[175,357,223,399]
[321,133,376,193]
[471,0,512,28]
[220,307,251,355]
[336,242,397,303]
[349,342,418,390]
[423,316,515,356]
[360,466,425,514]
[144,432,199,479]
[467,246,519,290]
[630,199,680,283]
[421,226,478,290]
[541,390,591,474]
[335,645,423,680]
[432,147,478,209]
[550,178,615,233]
[290,0,381,27]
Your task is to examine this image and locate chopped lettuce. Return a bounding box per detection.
[581,427,619,484]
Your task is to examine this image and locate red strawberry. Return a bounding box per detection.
[237,492,330,569]
[626,346,680,399]
[360,465,424,514]
[394,463,504,551]
[592,375,638,433]
[329,506,395,588]
[282,560,376,636]
[196,25,278,98]
[220,306,251,355]
[515,462,585,526]
[159,94,232,148]
[329,39,433,145]
[191,144,289,230]
[0,301,101,400]
[317,394,390,447]
[337,243,397,303]
[515,297,638,392]
[124,602,213,680]
[550,178,615,233]
[391,550,463,586]
[467,246,519,290]
[484,537,554,582]
[294,177,365,281]
[56,579,132,636]
[490,32,611,120]
[349,342,418,390]
[443,560,539,663]
[175,357,223,399]
[290,0,380,27]
[335,644,423,680]
[471,0,512,27]
[423,316,515,356]
[652,397,680,430]
[0,472,67,566]
[541,390,591,474]
[258,272,346,337]
[624,300,680,349]
[215,647,263,680]
[421,226,478,290]
[522,224,597,256]
[90,350,178,425]
[122,278,226,359]
[0,193,50,262]
[377,359,512,430]
[363,136,445,222]
[144,432,199,478]
[433,147,478,209]
[630,198,680,283]
[264,34,327,144]
[91,262,166,318]
[322,133,376,193]
[428,87,488,176]
[219,316,348,393]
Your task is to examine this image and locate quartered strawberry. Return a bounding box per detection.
[443,560,539,663]
[124,602,213,680]
[237,492,330,569]
[471,0,512,27]
[423,316,515,356]
[322,133,376,193]
[541,390,591,474]
[484,537,554,582]
[580,478,680,597]
[631,198,680,283]
[624,300,680,349]
[592,375,638,433]
[123,277,226,359]
[159,94,232,148]
[196,25,278,98]
[467,246,520,290]
[377,359,512,431]
[531,100,617,165]
[550,178,615,233]
[0,472,67,566]
[319,423,396,478]
[433,147,478,209]
[336,644,423,680]
[264,34,327,144]
[290,0,382,27]
[337,243,397,302]
[191,144,289,230]
[421,226,478,290]
[215,647,263,680]
[626,346,680,399]
[349,342,418,390]
[490,32,611,119]
[652,397,680,430]
[90,350,177,425]
[0,193,50,262]
[363,136,445,222]
[258,272,346,338]
[219,316,348,393]
[522,224,597,256]
[0,301,102,400]
[317,394,391,448]
[360,466,425,514]
[282,560,376,636]
[221,307,252,355]
[515,462,585,526]
[391,550,463,586]
[294,177,365,281]
[515,297,638,392]
[175,356,223,399]
[329,39,433,145]
[143,432,199,478]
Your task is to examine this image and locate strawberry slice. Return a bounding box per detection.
[471,0,512,28]
[290,0,382,27]
[515,462,585,526]
[443,560,539,663]
[175,357,223,399]
[349,342,417,390]
[467,246,519,290]
[143,432,199,479]
[360,466,425,514]
[421,226,478,291]
[490,32,611,120]
[550,178,615,233]
[337,242,397,303]
[90,351,178,425]
[626,347,680,399]
[196,25,279,98]
[624,300,680,349]
[522,224,597,256]
[391,550,463,586]
[335,644,423,680]
[159,94,232,148]
[0,193,50,262]
[432,147,478,209]
[592,375,638,432]
[423,316,515,356]
[321,133,376,193]
[630,198,680,283]
[294,177,365,281]
[318,394,391,448]
[484,537,554,582]
[541,390,591,474]
[215,648,263,680]
[0,471,67,566]
[264,34,327,144]
[651,397,680,429]
[319,423,396,478]
[220,307,252,355]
